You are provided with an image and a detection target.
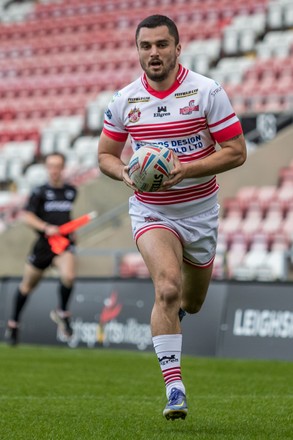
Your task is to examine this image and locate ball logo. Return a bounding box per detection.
[128,145,174,192]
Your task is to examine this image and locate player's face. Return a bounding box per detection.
[45,155,65,185]
[136,26,181,83]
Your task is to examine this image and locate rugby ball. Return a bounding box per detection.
[128,145,174,192]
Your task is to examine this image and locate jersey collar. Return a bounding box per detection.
[141,64,188,99]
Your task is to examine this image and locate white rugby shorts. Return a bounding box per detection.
[129,196,219,268]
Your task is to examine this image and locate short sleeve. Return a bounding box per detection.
[206,82,243,143]
[102,91,129,142]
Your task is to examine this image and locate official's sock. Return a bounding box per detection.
[12,288,29,322]
[58,282,73,311]
[153,334,185,398]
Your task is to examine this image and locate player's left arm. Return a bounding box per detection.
[163,82,247,187]
[163,133,246,188]
[185,132,247,178]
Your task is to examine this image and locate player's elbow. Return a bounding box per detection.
[234,138,247,168]
[236,147,247,167]
[98,153,109,176]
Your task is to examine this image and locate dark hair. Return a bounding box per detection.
[45,152,66,164]
[135,15,179,46]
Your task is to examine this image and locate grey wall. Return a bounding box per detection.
[1,278,292,361]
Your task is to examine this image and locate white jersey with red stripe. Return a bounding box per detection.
[102,64,243,219]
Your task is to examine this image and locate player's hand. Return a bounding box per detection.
[161,153,185,190]
[44,224,60,236]
[122,165,141,191]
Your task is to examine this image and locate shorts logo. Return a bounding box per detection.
[128,106,141,123]
[179,100,199,115]
[144,216,161,222]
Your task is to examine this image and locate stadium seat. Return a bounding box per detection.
[119,252,149,278]
[2,140,37,164]
[21,163,48,193]
[72,135,99,168]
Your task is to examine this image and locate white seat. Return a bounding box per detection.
[181,38,221,73]
[7,158,24,181]
[72,136,99,159]
[39,129,56,156]
[284,3,293,27]
[48,115,84,138]
[22,164,48,191]
[86,91,114,131]
[2,140,36,164]
[0,155,8,182]
[233,249,268,280]
[267,3,283,29]
[210,57,255,85]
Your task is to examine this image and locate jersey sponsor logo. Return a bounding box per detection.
[175,89,198,98]
[111,91,121,102]
[210,85,223,97]
[65,190,75,200]
[139,137,203,152]
[135,140,164,149]
[45,190,56,200]
[128,97,150,103]
[154,105,171,118]
[170,135,202,148]
[179,100,199,115]
[105,108,112,119]
[128,106,141,123]
[44,201,73,212]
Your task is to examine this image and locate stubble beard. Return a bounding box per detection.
[141,57,177,83]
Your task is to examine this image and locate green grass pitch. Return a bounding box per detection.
[0,344,292,440]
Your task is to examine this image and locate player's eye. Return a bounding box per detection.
[140,43,150,50]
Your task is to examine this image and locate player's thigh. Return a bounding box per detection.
[54,251,76,283]
[20,263,44,293]
[181,262,213,313]
[137,228,183,285]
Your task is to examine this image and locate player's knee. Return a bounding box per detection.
[19,282,36,295]
[61,275,75,287]
[155,276,181,308]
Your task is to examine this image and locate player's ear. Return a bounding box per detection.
[176,43,181,57]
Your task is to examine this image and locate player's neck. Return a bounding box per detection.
[49,179,64,188]
[146,64,180,91]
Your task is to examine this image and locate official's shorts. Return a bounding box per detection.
[129,196,219,268]
[27,237,75,270]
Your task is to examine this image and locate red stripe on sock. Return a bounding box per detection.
[162,367,182,386]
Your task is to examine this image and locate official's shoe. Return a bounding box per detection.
[163,387,188,420]
[178,308,186,322]
[50,309,73,338]
[5,320,19,346]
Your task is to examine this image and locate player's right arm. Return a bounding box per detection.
[98,132,136,189]
[21,211,59,236]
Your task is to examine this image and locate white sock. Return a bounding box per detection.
[153,334,185,398]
